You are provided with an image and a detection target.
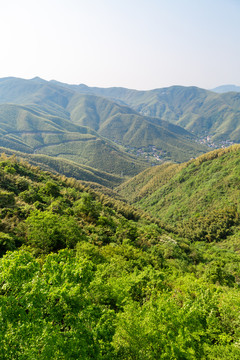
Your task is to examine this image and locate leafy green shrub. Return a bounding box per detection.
[19,187,43,204]
[0,249,115,359]
[0,232,16,256]
[204,261,236,286]
[15,176,29,192]
[39,181,60,198]
[25,210,84,253]
[73,192,102,220]
[0,191,15,208]
[3,165,16,174]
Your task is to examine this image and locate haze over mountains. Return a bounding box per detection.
[0,76,240,184]
[212,85,240,93]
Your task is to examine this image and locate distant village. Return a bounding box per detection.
[195,135,234,149]
[115,135,236,165]
[125,145,168,164]
[135,146,166,163]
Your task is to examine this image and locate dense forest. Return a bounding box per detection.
[118,145,240,243]
[0,153,240,359]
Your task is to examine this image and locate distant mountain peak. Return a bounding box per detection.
[78,83,89,88]
[30,76,46,83]
[211,84,240,93]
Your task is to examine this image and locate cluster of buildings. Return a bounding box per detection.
[127,145,166,164]
[195,135,234,149]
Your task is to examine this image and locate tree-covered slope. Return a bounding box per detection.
[67,93,208,162]
[118,145,240,242]
[4,77,240,143]
[67,82,240,143]
[0,155,240,359]
[0,147,124,188]
[0,102,147,177]
[0,77,209,164]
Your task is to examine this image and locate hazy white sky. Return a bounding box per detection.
[0,0,239,89]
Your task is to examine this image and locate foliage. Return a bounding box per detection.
[118,145,240,242]
[0,190,15,208]
[0,155,240,358]
[0,147,125,188]
[178,206,239,242]
[1,245,240,359]
[0,249,115,359]
[25,210,83,253]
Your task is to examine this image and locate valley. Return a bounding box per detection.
[0,77,210,174]
[0,147,240,359]
[0,77,240,358]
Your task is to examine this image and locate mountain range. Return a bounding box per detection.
[0,77,209,176]
[57,81,240,143]
[212,84,240,93]
[1,83,240,358]
[1,77,240,184]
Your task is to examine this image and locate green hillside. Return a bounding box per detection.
[32,138,146,177]
[118,145,240,243]
[68,82,240,143]
[0,77,73,117]
[0,77,209,165]
[0,155,240,359]
[2,76,240,180]
[0,147,124,188]
[1,78,240,359]
[67,93,208,162]
[0,102,147,177]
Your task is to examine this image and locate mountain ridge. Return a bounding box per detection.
[0,77,210,171]
[211,84,240,93]
[53,80,240,143]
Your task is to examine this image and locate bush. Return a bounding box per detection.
[39,181,60,198]
[0,232,16,256]
[26,210,84,253]
[0,191,15,208]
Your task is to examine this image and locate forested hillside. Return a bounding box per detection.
[0,77,209,168]
[118,145,240,244]
[2,77,240,152]
[67,93,206,162]
[64,81,240,143]
[0,102,147,177]
[0,154,240,359]
[0,147,124,188]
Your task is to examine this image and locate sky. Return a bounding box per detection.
[0,0,239,90]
